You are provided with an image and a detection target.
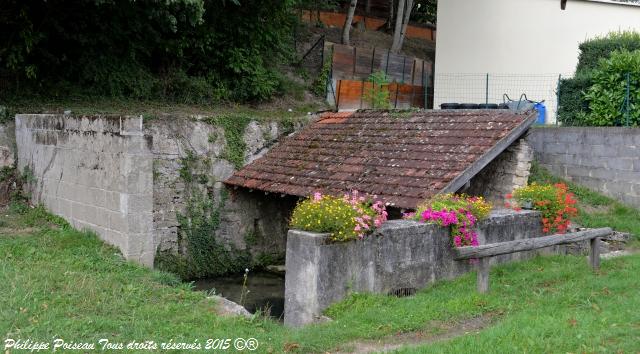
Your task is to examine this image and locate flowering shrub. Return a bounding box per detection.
[408,194,492,247]
[506,183,578,234]
[289,191,388,242]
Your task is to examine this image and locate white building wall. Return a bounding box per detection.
[434,0,640,122]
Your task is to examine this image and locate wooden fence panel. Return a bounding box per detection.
[336,79,426,110]
[300,10,436,41]
[329,43,433,87]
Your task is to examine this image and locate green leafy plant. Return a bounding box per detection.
[507,183,578,234]
[156,151,250,280]
[312,55,331,97]
[204,114,253,169]
[289,191,387,242]
[581,50,640,126]
[363,71,391,109]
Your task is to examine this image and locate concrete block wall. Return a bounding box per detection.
[15,114,155,266]
[284,209,545,327]
[465,138,533,202]
[527,127,640,208]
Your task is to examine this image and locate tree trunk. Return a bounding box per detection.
[342,0,358,45]
[387,0,394,31]
[396,0,413,53]
[390,0,413,53]
[390,0,405,53]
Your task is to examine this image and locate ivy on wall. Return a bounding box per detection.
[155,152,250,280]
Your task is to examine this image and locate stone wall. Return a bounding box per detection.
[0,121,16,168]
[527,127,640,208]
[15,114,155,266]
[284,209,546,327]
[464,138,533,201]
[15,114,309,271]
[147,117,305,266]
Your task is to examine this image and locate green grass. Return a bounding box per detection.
[2,97,324,121]
[529,161,640,242]
[1,201,640,353]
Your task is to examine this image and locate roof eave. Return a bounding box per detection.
[439,112,538,195]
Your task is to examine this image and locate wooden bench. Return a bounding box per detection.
[455,227,613,293]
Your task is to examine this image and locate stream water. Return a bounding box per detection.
[193,271,285,320]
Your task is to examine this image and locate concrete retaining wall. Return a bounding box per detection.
[15,114,155,265]
[284,209,547,327]
[527,127,640,208]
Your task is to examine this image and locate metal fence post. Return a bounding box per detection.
[422,61,426,109]
[556,74,562,126]
[485,73,489,105]
[625,72,631,127]
[360,79,365,109]
[385,49,390,77]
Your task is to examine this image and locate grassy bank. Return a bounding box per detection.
[1,199,639,353]
[0,97,325,125]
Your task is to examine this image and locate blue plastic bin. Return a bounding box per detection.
[534,102,546,125]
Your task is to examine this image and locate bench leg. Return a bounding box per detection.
[589,237,600,271]
[477,258,489,293]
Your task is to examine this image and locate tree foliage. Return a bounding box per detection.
[0,0,298,102]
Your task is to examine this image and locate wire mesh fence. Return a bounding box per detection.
[433,73,570,123]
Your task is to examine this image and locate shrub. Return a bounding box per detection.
[363,71,391,109]
[289,190,388,242]
[507,183,578,234]
[0,0,296,103]
[577,31,640,73]
[581,50,640,126]
[408,194,492,247]
[556,73,592,126]
[558,31,640,125]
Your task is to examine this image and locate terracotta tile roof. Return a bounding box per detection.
[225,110,537,209]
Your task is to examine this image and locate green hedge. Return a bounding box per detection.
[557,74,592,126]
[558,31,640,126]
[576,31,640,73]
[581,50,640,127]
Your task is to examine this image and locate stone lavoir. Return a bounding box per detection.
[14,109,539,321]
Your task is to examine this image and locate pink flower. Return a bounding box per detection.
[313,192,322,202]
[354,225,361,232]
[454,236,462,247]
